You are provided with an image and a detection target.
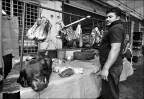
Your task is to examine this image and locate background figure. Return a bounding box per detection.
[122,33,132,63]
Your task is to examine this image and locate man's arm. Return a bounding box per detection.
[103,43,121,70]
[101,43,121,80]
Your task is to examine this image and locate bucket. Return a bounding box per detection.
[57,49,66,60]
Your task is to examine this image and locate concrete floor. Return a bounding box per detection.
[119,56,143,99]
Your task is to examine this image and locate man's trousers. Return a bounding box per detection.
[101,65,123,99]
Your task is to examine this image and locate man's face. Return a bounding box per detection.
[106,12,120,25]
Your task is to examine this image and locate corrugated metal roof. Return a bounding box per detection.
[105,0,144,20]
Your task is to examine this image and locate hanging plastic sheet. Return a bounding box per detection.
[1,16,19,58]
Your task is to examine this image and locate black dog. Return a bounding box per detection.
[17,54,52,92]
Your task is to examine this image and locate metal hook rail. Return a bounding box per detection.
[64,15,91,28]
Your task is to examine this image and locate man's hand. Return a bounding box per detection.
[101,68,109,81]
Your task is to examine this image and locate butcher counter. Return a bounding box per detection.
[1,56,134,99]
[2,57,102,99]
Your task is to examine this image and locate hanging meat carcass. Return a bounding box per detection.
[64,26,78,47]
[26,18,41,39]
[75,24,83,47]
[90,27,102,46]
[26,17,52,42]
[56,20,83,47]
[35,17,52,41]
[55,20,65,39]
[17,54,52,92]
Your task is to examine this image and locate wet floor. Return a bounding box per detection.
[119,56,143,99]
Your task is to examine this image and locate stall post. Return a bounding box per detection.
[130,21,134,53]
[0,0,4,98]
[0,0,3,69]
[20,2,26,70]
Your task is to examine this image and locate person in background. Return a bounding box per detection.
[122,33,132,62]
[98,7,125,99]
[122,34,137,71]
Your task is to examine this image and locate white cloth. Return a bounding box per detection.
[4,57,134,98]
[19,59,101,98]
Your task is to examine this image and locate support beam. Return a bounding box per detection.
[131,21,134,52]
[0,0,4,70]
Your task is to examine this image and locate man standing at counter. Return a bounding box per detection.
[99,7,125,99]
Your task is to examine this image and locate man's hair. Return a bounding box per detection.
[106,7,122,17]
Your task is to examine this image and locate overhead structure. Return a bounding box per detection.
[104,0,144,20]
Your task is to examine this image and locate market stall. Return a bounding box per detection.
[2,56,101,98]
[0,0,138,99]
[2,54,134,98]
[0,1,104,98]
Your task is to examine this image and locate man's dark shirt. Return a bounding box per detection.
[99,20,125,68]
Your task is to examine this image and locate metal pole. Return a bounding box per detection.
[0,0,4,73]
[20,2,26,70]
[64,15,91,28]
[0,4,4,99]
[131,21,134,54]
